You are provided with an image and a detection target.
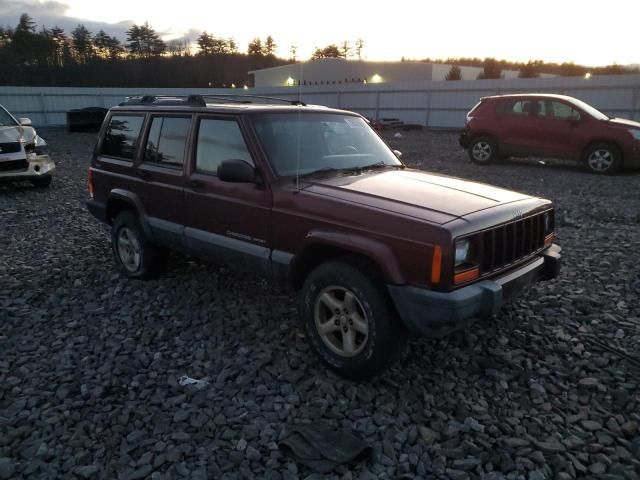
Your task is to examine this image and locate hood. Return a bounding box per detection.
[303,169,533,224]
[607,117,640,129]
[0,125,36,144]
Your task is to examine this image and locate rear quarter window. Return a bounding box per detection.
[100,114,145,160]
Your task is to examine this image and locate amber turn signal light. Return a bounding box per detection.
[454,267,480,285]
[544,233,554,248]
[431,245,442,283]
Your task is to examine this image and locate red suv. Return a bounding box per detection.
[459,94,640,174]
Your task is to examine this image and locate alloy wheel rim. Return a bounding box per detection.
[472,141,492,161]
[313,286,369,358]
[588,149,613,171]
[117,227,141,272]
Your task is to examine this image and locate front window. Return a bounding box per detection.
[251,113,401,176]
[195,118,253,175]
[546,101,581,121]
[0,106,18,127]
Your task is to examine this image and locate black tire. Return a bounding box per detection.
[583,143,621,174]
[299,259,408,380]
[467,136,498,165]
[30,176,52,188]
[111,211,166,279]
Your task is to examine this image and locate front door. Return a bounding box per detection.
[538,100,586,158]
[135,113,193,250]
[184,115,272,275]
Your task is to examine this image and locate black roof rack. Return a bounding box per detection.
[119,94,306,107]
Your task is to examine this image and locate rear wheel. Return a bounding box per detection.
[111,211,166,279]
[468,137,498,165]
[584,143,621,174]
[299,259,407,380]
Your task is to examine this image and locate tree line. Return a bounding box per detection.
[0,13,636,87]
[429,57,637,81]
[0,14,286,87]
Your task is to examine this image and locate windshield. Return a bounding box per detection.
[0,106,19,127]
[251,112,402,176]
[569,98,609,120]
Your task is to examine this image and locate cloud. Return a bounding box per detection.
[0,0,134,40]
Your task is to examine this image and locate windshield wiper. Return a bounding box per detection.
[298,162,403,179]
[357,161,403,171]
[299,167,342,178]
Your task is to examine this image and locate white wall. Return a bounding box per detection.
[1,73,638,129]
[252,59,433,87]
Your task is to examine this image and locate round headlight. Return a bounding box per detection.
[455,239,470,267]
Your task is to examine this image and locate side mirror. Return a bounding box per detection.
[217,159,256,183]
[19,117,32,126]
[393,150,403,159]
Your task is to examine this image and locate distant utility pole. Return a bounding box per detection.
[355,38,364,60]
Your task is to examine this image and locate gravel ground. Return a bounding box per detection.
[1,128,639,480]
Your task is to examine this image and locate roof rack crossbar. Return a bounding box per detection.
[200,94,306,106]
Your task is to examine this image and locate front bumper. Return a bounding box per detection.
[624,145,640,169]
[0,155,55,182]
[388,244,562,337]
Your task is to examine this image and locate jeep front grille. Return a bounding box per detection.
[0,142,22,154]
[479,211,550,274]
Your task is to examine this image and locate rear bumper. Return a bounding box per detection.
[388,244,561,337]
[459,131,470,148]
[0,155,55,182]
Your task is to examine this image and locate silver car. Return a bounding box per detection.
[0,104,55,187]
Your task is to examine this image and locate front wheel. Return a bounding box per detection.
[468,137,498,165]
[584,143,621,174]
[31,176,52,188]
[299,259,407,380]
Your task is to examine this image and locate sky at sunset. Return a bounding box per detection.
[1,0,637,66]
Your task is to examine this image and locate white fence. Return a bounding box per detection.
[1,74,639,129]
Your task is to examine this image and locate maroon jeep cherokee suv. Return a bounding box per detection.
[460,93,640,174]
[87,95,561,379]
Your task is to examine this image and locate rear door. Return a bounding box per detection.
[499,98,547,155]
[184,115,272,274]
[135,113,192,250]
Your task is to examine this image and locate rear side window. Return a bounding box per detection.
[100,115,144,160]
[195,118,253,175]
[510,100,545,117]
[143,116,191,167]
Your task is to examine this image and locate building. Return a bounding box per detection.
[249,58,556,87]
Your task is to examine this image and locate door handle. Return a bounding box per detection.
[136,170,152,180]
[186,179,205,189]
